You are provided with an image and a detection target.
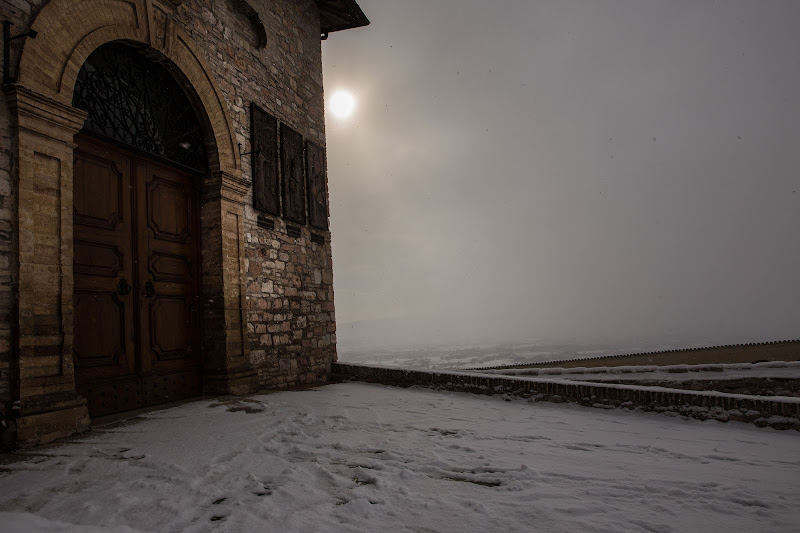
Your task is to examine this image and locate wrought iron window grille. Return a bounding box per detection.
[73,42,208,174]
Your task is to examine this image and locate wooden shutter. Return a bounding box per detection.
[280,123,306,225]
[250,103,279,215]
[306,141,328,230]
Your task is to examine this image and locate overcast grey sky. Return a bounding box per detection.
[321,0,800,350]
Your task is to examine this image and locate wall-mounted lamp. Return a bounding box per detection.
[3,20,38,85]
[238,142,261,157]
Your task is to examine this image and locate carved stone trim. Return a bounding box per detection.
[16,0,240,173]
[4,84,87,145]
[201,170,250,203]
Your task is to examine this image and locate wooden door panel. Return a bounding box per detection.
[146,176,191,243]
[149,296,193,359]
[141,372,201,408]
[136,159,201,379]
[73,155,124,230]
[73,136,136,387]
[74,136,201,417]
[73,291,125,366]
[148,252,191,282]
[73,240,124,278]
[79,378,142,417]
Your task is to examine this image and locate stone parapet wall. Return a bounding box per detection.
[471,340,800,371]
[332,363,800,430]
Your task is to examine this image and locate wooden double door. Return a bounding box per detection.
[73,135,202,417]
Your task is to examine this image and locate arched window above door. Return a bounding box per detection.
[72,42,208,174]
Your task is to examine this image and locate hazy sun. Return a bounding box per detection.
[329,90,356,119]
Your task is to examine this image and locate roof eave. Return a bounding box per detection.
[316,0,370,35]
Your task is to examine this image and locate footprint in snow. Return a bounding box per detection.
[430,427,460,436]
[253,481,273,496]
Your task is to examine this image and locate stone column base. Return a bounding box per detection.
[12,393,90,449]
[204,368,258,396]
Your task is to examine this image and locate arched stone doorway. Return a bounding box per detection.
[71,42,206,417]
[6,0,255,446]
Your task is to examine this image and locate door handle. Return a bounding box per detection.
[144,280,156,298]
[118,278,132,296]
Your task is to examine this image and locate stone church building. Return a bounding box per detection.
[0,0,368,448]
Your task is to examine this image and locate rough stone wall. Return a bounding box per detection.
[0,0,337,407]
[175,0,336,389]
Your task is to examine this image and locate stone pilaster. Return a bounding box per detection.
[200,170,256,394]
[4,84,90,447]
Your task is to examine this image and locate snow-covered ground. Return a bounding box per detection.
[1,383,798,532]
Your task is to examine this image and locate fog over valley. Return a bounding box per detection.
[323,0,800,357]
